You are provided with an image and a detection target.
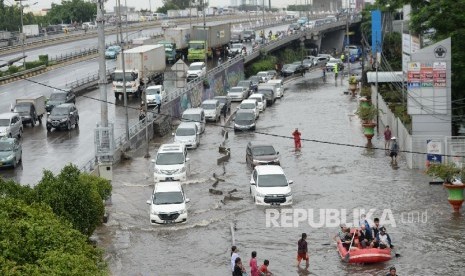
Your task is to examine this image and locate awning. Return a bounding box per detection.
[367,71,404,83]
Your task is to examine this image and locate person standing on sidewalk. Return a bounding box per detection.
[384,125,392,150]
[249,251,258,276]
[154,91,162,114]
[334,63,339,82]
[296,233,309,269]
[292,128,302,149]
[389,137,399,165]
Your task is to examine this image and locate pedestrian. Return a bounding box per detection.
[233,257,247,276]
[222,104,228,122]
[296,233,309,269]
[155,91,162,114]
[258,260,273,276]
[292,128,301,149]
[249,251,258,276]
[334,63,339,81]
[386,266,398,276]
[231,246,240,275]
[138,106,146,121]
[389,137,399,165]
[384,125,392,150]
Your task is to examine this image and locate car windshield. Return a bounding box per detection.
[182,114,201,122]
[249,76,259,83]
[146,88,160,95]
[236,112,254,120]
[189,64,203,70]
[156,152,184,165]
[240,103,255,109]
[51,107,69,116]
[257,174,288,187]
[230,87,243,93]
[176,127,196,136]
[189,43,204,50]
[114,72,136,81]
[202,103,216,110]
[0,141,13,151]
[251,146,276,156]
[215,97,226,104]
[0,119,10,126]
[287,65,298,70]
[13,104,30,112]
[237,81,249,87]
[153,191,184,205]
[49,93,66,101]
[257,72,267,77]
[258,89,273,96]
[250,96,262,103]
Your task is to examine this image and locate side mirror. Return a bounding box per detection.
[172,132,175,136]
[250,180,256,185]
[150,159,155,163]
[47,112,50,115]
[288,180,294,185]
[146,200,151,205]
[186,157,190,162]
[276,151,279,155]
[185,198,191,203]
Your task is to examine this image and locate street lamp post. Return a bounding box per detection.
[202,0,207,65]
[15,0,26,69]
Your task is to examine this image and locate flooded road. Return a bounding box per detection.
[96,69,465,275]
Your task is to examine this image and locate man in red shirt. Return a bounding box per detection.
[292,128,302,149]
[384,125,392,150]
[296,233,309,268]
[259,259,273,276]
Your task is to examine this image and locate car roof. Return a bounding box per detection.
[214,95,228,98]
[247,141,275,148]
[236,109,255,114]
[154,182,182,193]
[147,85,163,89]
[0,112,19,119]
[0,137,16,143]
[267,79,282,83]
[177,122,197,129]
[183,108,204,114]
[158,143,185,152]
[190,62,205,66]
[255,165,285,175]
[249,93,264,98]
[230,86,245,90]
[202,99,218,104]
[241,99,256,104]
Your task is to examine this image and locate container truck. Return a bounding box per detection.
[11,95,46,126]
[164,27,192,61]
[113,45,166,100]
[22,24,39,37]
[188,23,231,61]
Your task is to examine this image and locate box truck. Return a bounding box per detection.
[113,45,166,100]
[188,23,231,61]
[11,95,46,126]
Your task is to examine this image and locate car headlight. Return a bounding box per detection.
[151,209,159,215]
[154,167,162,174]
[255,191,265,198]
[178,166,186,173]
[252,159,259,164]
[60,118,68,122]
[179,208,187,214]
[273,158,280,163]
[5,154,15,161]
[284,192,293,197]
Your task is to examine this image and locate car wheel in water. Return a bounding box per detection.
[31,117,36,127]
[47,127,51,132]
[75,117,79,127]
[67,121,71,131]
[18,129,22,138]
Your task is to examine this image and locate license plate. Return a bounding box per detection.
[164,220,175,224]
[165,177,174,181]
[271,203,280,206]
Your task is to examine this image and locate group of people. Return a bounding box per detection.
[336,216,394,251]
[384,125,399,165]
[231,246,273,276]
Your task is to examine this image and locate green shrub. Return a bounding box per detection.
[8,65,19,74]
[25,60,46,70]
[39,54,49,66]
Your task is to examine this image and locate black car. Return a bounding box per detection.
[46,103,79,132]
[242,30,256,41]
[236,80,253,95]
[246,142,280,167]
[46,89,76,112]
[213,96,231,114]
[281,64,306,77]
[247,76,260,91]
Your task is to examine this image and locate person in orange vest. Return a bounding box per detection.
[292,128,302,149]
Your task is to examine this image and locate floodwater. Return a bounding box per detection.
[95,68,465,275]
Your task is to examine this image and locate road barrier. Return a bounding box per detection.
[0,65,46,85]
[66,68,115,95]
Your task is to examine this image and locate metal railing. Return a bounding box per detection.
[65,68,115,90]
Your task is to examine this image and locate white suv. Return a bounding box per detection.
[201,99,221,122]
[152,144,189,182]
[146,181,190,225]
[0,113,23,138]
[250,165,293,206]
[187,62,206,81]
[173,122,200,149]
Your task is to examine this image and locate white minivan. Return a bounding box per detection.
[238,99,259,119]
[201,99,221,122]
[0,113,23,138]
[173,122,200,149]
[152,143,189,182]
[250,165,293,206]
[146,181,190,225]
[181,108,206,134]
[249,93,266,112]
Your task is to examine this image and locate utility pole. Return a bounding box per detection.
[124,0,129,42]
[203,0,207,65]
[15,0,26,69]
[262,0,265,38]
[97,0,108,127]
[143,78,150,158]
[118,0,130,141]
[346,0,351,77]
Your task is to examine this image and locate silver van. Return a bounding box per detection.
[265,80,284,98]
[0,113,23,138]
[181,108,206,134]
[257,84,277,106]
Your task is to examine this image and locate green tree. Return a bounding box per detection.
[382,32,402,70]
[156,0,197,13]
[0,198,107,275]
[46,0,97,24]
[35,164,111,236]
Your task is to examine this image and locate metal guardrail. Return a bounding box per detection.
[0,65,46,82]
[65,68,115,91]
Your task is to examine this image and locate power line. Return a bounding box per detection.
[17,75,465,159]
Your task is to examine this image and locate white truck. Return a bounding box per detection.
[163,27,192,60]
[11,95,46,127]
[22,24,39,37]
[113,45,166,100]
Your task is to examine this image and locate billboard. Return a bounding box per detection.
[371,10,382,55]
[402,33,420,73]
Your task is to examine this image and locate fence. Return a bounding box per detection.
[65,68,115,92]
